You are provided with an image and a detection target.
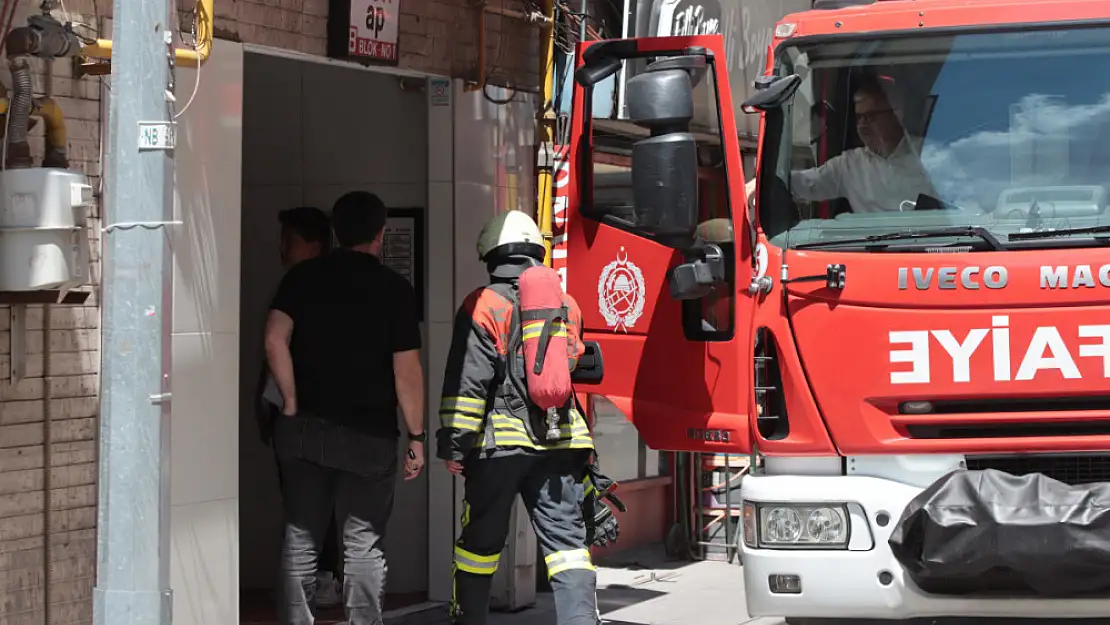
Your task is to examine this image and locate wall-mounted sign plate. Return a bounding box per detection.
[138,121,176,151]
[328,0,400,66]
[383,207,425,321]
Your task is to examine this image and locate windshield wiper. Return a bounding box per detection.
[794,226,1005,251]
[1008,224,1110,241]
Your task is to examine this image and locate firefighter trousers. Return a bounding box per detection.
[451,450,599,625]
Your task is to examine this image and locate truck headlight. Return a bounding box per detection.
[743,502,850,549]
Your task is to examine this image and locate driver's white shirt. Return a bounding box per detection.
[790,137,936,214]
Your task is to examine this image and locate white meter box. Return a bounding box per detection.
[0,168,94,291]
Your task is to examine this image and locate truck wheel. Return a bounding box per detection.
[664,523,687,559]
[786,621,945,625]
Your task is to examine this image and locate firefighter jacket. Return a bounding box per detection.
[436,257,592,462]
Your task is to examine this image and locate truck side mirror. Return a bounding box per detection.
[741,74,802,113]
[626,55,705,248]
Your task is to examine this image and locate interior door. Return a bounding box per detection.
[565,35,755,454]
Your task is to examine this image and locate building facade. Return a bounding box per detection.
[0,1,670,624]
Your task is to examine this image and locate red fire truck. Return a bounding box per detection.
[565,0,1110,620]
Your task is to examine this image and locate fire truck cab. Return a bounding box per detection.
[566,0,1110,620]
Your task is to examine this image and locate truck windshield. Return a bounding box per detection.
[761,26,1110,251]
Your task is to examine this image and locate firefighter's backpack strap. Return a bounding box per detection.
[483,281,548,444]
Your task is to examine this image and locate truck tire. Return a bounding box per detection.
[663,523,687,559]
[785,620,898,625]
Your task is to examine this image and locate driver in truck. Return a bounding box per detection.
[787,74,937,213]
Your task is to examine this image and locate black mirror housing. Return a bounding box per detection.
[575,57,623,88]
[670,243,727,300]
[643,54,708,89]
[631,133,700,245]
[575,39,638,87]
[626,69,696,128]
[741,74,803,113]
[625,52,706,246]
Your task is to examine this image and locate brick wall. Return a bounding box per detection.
[0,0,566,622]
[0,0,104,620]
[218,0,542,93]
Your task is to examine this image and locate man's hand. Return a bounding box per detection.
[404,441,425,481]
[445,460,464,476]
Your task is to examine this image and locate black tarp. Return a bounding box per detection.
[888,468,1110,597]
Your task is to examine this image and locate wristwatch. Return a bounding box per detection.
[408,431,427,442]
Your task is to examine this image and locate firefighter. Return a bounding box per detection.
[437,210,621,625]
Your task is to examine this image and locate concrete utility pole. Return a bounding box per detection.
[92,0,176,623]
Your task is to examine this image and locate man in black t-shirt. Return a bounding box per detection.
[256,206,344,609]
[265,191,426,625]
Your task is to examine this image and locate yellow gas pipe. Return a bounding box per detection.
[80,0,214,67]
[535,0,557,267]
[0,83,70,168]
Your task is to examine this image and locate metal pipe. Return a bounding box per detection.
[81,0,213,67]
[535,0,557,266]
[467,3,550,93]
[0,93,72,168]
[579,0,587,40]
[36,98,69,168]
[486,5,549,22]
[467,7,485,93]
[6,55,33,168]
[616,0,632,117]
[92,0,175,623]
[724,453,733,563]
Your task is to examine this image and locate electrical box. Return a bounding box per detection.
[0,168,93,292]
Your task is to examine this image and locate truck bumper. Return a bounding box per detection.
[740,473,1110,619]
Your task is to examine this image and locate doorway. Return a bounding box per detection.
[236,50,431,622]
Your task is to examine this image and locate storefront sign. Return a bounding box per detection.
[327,0,400,65]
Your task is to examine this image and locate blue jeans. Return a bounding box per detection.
[273,416,398,625]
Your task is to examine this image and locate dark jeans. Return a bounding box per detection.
[265,401,341,576]
[275,453,341,576]
[273,415,399,625]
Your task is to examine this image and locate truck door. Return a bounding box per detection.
[566,36,755,454]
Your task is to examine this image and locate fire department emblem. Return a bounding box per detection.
[597,247,646,331]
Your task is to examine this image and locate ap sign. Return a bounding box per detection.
[348,0,398,62]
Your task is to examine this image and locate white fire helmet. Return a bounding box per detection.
[476,209,546,261]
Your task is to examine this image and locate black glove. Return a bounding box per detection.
[582,466,627,547]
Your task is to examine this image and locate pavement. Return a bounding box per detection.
[383,544,782,625]
[382,545,1110,625]
[488,544,779,625]
[490,549,779,625]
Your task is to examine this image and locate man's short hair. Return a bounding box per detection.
[331,191,388,248]
[279,206,332,249]
[852,72,901,110]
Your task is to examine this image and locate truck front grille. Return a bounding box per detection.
[965,453,1110,486]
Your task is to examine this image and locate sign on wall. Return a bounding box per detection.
[383,208,425,321]
[327,0,400,65]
